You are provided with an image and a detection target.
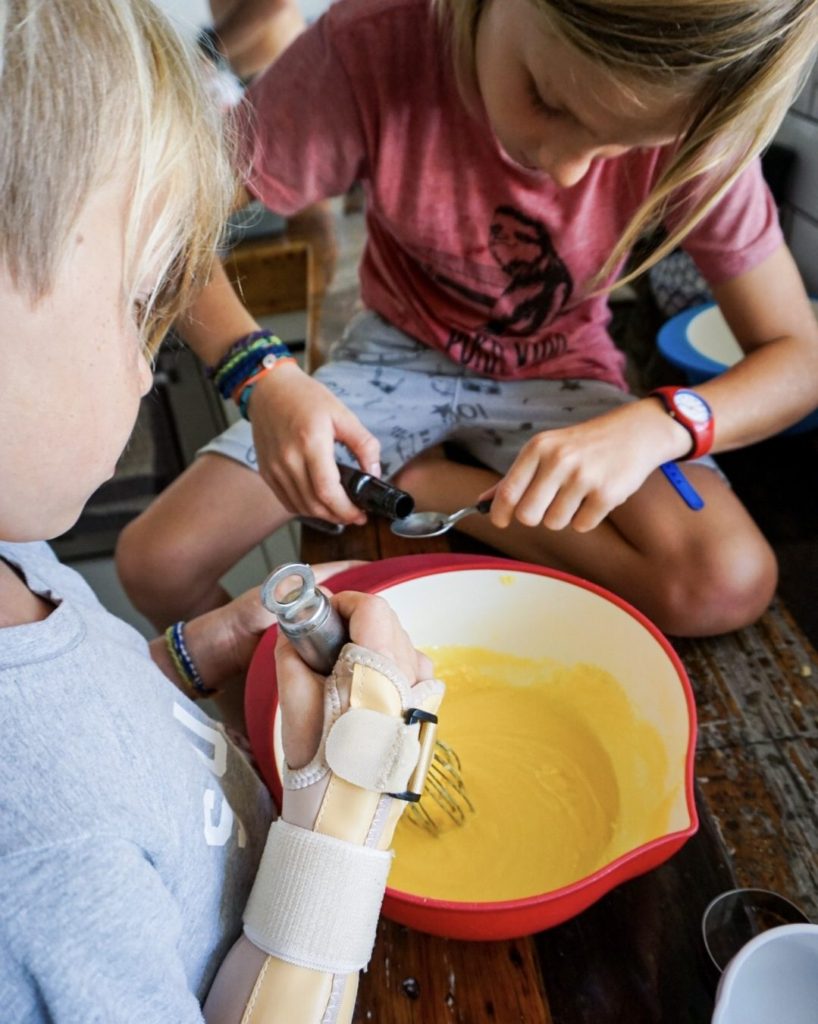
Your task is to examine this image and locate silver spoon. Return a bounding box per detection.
[390,498,492,538]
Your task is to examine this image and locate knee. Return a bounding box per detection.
[392,449,447,496]
[115,512,201,621]
[647,535,778,637]
[392,460,425,494]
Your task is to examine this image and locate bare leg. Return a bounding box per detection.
[395,455,777,637]
[116,453,291,631]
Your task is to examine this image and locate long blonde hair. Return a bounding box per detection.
[438,0,818,286]
[0,0,236,351]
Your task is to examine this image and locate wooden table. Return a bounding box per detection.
[300,518,818,1023]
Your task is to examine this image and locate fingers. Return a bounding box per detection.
[332,590,427,683]
[275,588,431,767]
[232,585,277,635]
[250,371,378,524]
[275,630,325,770]
[413,649,434,681]
[476,483,498,505]
[488,427,642,533]
[262,434,361,524]
[302,444,366,525]
[495,462,612,532]
[336,411,381,479]
[489,448,541,528]
[295,407,382,525]
[567,494,611,534]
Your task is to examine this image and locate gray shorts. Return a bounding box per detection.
[200,310,720,479]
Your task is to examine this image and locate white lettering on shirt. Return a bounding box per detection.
[173,702,248,848]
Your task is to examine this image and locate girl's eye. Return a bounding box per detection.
[528,80,561,118]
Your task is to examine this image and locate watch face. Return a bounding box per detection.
[675,390,711,424]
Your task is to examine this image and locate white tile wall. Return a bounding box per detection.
[776,58,818,294]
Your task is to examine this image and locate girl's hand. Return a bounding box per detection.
[276,590,433,770]
[161,561,366,692]
[247,361,381,525]
[487,400,690,533]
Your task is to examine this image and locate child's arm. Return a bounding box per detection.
[488,243,818,534]
[206,0,294,62]
[176,259,380,526]
[148,560,364,692]
[145,568,437,1023]
[201,590,444,1024]
[697,242,818,445]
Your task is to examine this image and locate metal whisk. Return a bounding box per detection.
[261,563,474,835]
[409,739,473,833]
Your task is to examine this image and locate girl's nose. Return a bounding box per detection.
[544,152,594,188]
[536,141,630,188]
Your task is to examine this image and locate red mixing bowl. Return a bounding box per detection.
[245,554,698,941]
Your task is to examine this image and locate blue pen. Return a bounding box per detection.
[660,461,704,511]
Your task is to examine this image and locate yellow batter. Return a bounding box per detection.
[390,646,676,902]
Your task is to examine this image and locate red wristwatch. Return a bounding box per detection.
[650,386,714,460]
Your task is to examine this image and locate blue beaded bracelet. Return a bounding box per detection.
[220,344,292,400]
[209,335,276,389]
[208,331,293,402]
[164,621,220,699]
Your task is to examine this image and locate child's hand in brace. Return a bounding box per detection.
[234,589,444,1022]
[277,589,434,773]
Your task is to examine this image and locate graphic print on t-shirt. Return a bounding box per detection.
[173,702,248,849]
[435,206,574,376]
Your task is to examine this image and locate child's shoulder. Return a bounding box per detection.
[0,540,100,610]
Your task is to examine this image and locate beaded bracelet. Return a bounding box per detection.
[207,330,293,403]
[164,621,220,700]
[210,333,278,393]
[213,343,292,399]
[235,355,297,420]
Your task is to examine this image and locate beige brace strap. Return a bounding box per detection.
[240,645,446,1024]
[325,707,421,793]
[243,819,392,974]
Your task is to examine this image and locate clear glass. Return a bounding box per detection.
[702,888,811,972]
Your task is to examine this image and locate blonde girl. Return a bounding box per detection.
[118,0,818,638]
[0,2,433,1021]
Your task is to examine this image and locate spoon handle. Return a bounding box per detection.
[448,497,493,527]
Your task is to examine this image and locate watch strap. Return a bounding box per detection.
[650,386,714,460]
[659,462,705,511]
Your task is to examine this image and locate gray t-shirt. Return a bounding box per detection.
[0,542,273,1022]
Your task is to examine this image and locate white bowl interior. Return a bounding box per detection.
[713,925,818,1024]
[688,300,818,368]
[378,568,693,834]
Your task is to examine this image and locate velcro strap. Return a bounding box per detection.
[325,707,420,793]
[243,820,392,973]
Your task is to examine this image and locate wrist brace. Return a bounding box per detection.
[241,643,444,1023]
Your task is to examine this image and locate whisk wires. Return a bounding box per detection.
[406,740,475,835]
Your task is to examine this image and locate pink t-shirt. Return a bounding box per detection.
[245,0,783,388]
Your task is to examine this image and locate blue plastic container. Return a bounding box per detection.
[657,300,818,436]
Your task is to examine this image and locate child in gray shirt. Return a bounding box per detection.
[0,3,438,1021]
[0,541,272,1019]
